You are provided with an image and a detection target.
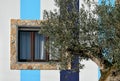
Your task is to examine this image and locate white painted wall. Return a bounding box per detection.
[41,0,59,20]
[0,0,98,81]
[41,70,60,81]
[0,0,20,81]
[80,60,98,81]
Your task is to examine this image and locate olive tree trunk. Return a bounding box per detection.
[99,68,120,81]
[68,48,120,81]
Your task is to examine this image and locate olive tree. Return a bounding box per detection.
[39,0,120,81]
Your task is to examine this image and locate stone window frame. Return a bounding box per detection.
[10,19,60,70]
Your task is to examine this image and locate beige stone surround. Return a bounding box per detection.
[10,19,59,70]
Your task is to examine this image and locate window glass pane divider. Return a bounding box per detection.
[31,32,35,62]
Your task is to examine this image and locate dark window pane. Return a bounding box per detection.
[35,32,46,60]
[19,31,31,60]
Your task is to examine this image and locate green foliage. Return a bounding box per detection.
[97,1,120,68]
[39,0,120,70]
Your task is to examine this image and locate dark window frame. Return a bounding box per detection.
[17,26,60,62]
[18,27,49,62]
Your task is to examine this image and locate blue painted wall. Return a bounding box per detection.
[20,0,40,20]
[60,0,79,81]
[20,0,40,81]
[98,0,115,80]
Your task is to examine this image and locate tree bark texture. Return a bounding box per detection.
[67,47,120,81]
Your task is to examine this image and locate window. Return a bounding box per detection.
[18,27,60,62]
[18,27,48,62]
[10,19,60,70]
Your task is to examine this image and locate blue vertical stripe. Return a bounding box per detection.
[98,0,115,80]
[98,68,101,80]
[60,70,79,81]
[20,0,40,81]
[20,0,40,20]
[98,0,115,6]
[20,70,40,81]
[98,0,102,80]
[60,0,79,81]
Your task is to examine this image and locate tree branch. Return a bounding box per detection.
[82,50,112,70]
[67,47,112,71]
